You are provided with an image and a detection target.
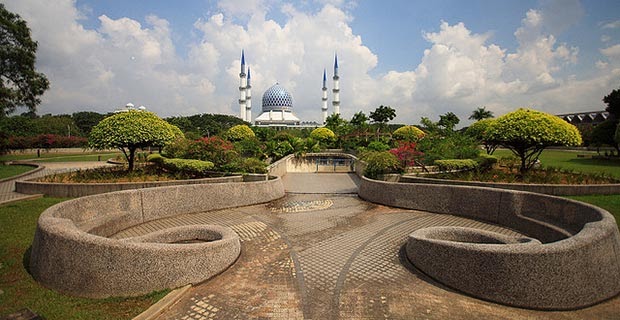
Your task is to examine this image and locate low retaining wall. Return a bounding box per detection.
[268,153,359,175]
[30,177,285,298]
[359,177,620,310]
[399,175,620,196]
[0,162,43,182]
[16,175,244,197]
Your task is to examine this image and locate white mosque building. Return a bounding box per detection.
[237,51,340,128]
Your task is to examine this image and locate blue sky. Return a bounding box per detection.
[5,0,620,125]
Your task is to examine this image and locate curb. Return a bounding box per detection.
[0,193,43,206]
[0,162,44,183]
[132,285,191,320]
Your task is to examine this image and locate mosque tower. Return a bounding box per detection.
[239,50,247,121]
[332,54,340,115]
[246,67,252,122]
[321,69,328,124]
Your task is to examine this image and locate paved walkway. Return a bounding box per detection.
[113,173,619,319]
[0,161,114,204]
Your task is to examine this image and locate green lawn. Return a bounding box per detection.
[493,149,620,178]
[0,164,35,179]
[0,197,168,320]
[0,152,121,163]
[566,195,620,229]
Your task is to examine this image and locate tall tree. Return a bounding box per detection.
[469,107,494,121]
[438,112,460,131]
[0,4,49,116]
[369,105,396,138]
[604,87,620,119]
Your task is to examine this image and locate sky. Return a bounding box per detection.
[4,0,620,126]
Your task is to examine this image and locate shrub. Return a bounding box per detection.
[392,125,425,142]
[161,158,214,177]
[366,141,390,151]
[416,133,480,165]
[465,119,498,154]
[362,151,402,179]
[310,127,336,146]
[434,159,478,171]
[389,142,424,167]
[236,157,267,174]
[226,124,255,141]
[146,153,164,164]
[474,154,498,170]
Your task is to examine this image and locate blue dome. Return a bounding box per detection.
[262,84,293,112]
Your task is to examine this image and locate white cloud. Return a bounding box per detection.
[602,20,620,29]
[3,0,619,127]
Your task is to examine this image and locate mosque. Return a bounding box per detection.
[237,51,340,128]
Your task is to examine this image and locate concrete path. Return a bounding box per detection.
[114,173,619,320]
[0,161,114,204]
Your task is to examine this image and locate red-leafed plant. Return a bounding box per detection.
[389,142,424,167]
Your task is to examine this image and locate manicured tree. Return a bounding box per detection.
[392,125,425,142]
[487,108,582,174]
[469,107,494,121]
[465,118,498,154]
[226,124,255,141]
[369,105,396,139]
[89,111,183,171]
[310,127,336,147]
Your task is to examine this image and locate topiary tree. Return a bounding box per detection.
[226,124,255,141]
[89,111,183,171]
[392,125,425,142]
[310,127,336,147]
[487,108,582,174]
[465,118,498,155]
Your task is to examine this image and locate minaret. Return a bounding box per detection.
[321,69,328,124]
[332,53,340,115]
[239,50,247,121]
[246,67,252,122]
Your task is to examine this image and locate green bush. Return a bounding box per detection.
[146,153,164,164]
[366,141,390,151]
[392,125,425,142]
[310,127,336,145]
[362,151,402,179]
[226,124,255,141]
[237,157,267,173]
[161,158,214,177]
[434,159,478,171]
[474,154,498,170]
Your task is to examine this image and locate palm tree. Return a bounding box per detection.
[469,107,494,121]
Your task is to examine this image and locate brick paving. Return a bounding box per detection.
[111,173,620,319]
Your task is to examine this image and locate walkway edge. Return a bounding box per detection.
[0,194,43,205]
[132,285,191,320]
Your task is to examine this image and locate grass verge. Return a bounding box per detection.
[493,149,620,178]
[0,152,121,163]
[566,194,620,229]
[0,197,168,320]
[0,165,35,180]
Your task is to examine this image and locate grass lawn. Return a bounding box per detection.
[0,197,168,320]
[493,149,620,178]
[0,164,35,179]
[567,195,620,229]
[0,152,121,163]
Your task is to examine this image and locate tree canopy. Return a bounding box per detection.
[487,108,582,174]
[469,107,494,121]
[604,87,620,119]
[89,111,183,171]
[0,4,49,116]
[226,124,255,141]
[392,125,425,142]
[465,118,497,154]
[369,105,396,138]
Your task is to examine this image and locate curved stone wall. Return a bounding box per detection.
[16,175,245,197]
[30,177,285,298]
[399,175,620,196]
[359,177,620,310]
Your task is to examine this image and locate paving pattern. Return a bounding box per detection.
[111,173,620,319]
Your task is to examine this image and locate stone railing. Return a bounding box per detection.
[16,175,246,197]
[399,175,620,196]
[30,177,285,298]
[358,177,620,310]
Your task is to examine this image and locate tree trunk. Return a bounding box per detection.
[128,147,136,172]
